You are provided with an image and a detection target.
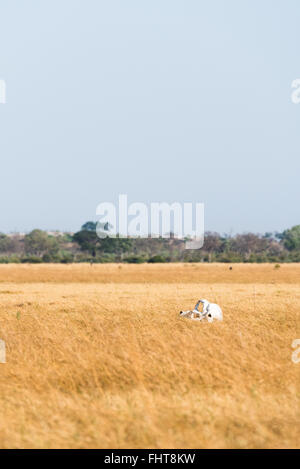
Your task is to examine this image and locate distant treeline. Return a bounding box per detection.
[0,222,300,263]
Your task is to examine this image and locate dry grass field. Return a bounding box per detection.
[0,263,299,449]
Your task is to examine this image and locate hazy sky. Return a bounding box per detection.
[0,0,299,234]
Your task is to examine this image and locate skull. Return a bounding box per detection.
[180,299,223,322]
[205,302,223,322]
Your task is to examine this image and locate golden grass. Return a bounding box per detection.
[0,263,299,449]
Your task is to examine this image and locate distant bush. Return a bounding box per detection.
[0,257,10,264]
[124,256,145,264]
[216,253,243,263]
[60,254,74,264]
[21,256,43,264]
[148,255,169,263]
[42,253,53,263]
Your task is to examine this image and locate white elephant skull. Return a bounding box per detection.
[180,299,223,322]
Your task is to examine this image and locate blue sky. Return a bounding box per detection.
[0,0,299,234]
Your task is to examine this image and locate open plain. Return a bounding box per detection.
[0,263,299,448]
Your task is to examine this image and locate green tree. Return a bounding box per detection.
[24,230,59,257]
[99,237,132,256]
[74,222,133,259]
[0,234,16,253]
[73,230,100,257]
[81,221,97,232]
[278,225,300,251]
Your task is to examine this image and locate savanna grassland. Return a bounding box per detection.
[0,263,299,449]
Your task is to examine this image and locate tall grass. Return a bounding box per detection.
[0,264,299,448]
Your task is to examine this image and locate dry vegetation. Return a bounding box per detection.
[0,263,299,449]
